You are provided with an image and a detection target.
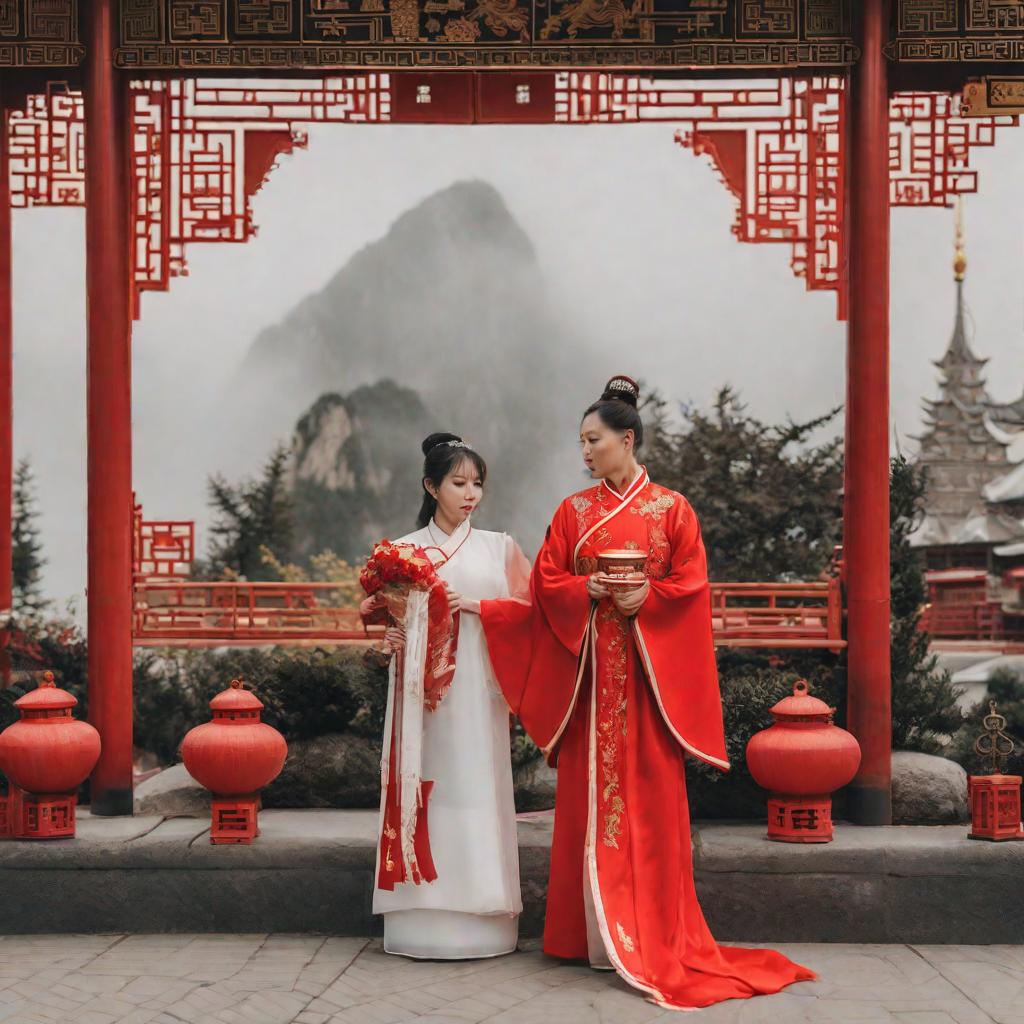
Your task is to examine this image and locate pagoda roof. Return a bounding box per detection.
[985,416,1017,446]
[984,461,1024,504]
[910,509,1024,548]
[990,392,1024,429]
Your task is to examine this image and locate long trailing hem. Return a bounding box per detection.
[481,475,816,1010]
[545,631,816,1011]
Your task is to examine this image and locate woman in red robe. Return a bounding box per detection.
[481,375,815,1010]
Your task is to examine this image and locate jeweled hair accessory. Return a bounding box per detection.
[606,376,639,398]
[431,439,470,452]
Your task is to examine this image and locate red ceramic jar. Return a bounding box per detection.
[745,679,861,842]
[0,672,101,794]
[181,679,287,796]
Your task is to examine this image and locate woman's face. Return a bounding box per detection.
[580,412,634,480]
[427,457,484,525]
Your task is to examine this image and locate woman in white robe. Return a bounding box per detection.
[362,431,530,960]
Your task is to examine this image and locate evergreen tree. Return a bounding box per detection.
[206,445,295,581]
[889,454,964,749]
[645,386,844,582]
[11,457,49,617]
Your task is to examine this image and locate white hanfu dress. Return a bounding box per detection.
[374,516,529,959]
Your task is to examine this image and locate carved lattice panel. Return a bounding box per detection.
[555,75,846,311]
[0,0,82,66]
[130,76,391,311]
[7,87,85,207]
[889,90,1016,204]
[7,76,391,315]
[4,73,1017,322]
[114,0,857,69]
[888,0,1024,62]
[657,75,1016,316]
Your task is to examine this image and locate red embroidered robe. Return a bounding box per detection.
[481,469,815,1010]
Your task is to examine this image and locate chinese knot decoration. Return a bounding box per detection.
[181,678,287,845]
[967,701,1023,842]
[0,672,102,840]
[745,680,861,844]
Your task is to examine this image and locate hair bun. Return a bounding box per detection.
[421,432,464,457]
[601,374,640,408]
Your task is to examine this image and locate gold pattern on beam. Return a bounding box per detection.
[961,77,1024,117]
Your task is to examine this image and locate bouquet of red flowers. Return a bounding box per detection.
[360,540,438,604]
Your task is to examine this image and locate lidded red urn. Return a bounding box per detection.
[181,678,287,845]
[0,671,101,839]
[745,680,861,844]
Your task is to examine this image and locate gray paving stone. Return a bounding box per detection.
[0,935,1018,1023]
[113,1011,164,1024]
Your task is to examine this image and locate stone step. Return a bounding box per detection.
[1,809,1022,943]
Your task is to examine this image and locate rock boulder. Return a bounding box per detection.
[891,750,969,824]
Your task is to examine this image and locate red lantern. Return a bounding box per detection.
[745,679,861,843]
[967,702,1024,841]
[181,678,287,845]
[968,775,1024,841]
[0,672,101,839]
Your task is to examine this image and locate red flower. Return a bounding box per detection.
[360,540,439,596]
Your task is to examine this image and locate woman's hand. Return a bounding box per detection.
[612,580,650,618]
[587,574,611,601]
[443,582,461,615]
[383,625,406,653]
[457,596,481,615]
[359,593,384,618]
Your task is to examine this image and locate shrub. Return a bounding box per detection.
[948,668,1024,776]
[687,649,844,819]
[133,646,389,763]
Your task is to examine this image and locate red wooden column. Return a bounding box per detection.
[844,0,892,825]
[84,0,134,814]
[0,88,12,658]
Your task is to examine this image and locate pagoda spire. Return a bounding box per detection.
[912,200,1017,547]
[934,200,987,402]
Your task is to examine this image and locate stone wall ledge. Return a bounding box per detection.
[0,811,1020,942]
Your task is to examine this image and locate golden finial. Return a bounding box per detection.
[953,197,967,282]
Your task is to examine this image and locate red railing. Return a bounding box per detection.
[132,581,379,646]
[130,503,845,649]
[710,579,845,651]
[920,600,1024,642]
[133,577,845,649]
[919,567,1024,643]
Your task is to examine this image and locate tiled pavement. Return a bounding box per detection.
[0,935,1021,1024]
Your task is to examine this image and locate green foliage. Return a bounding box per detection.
[687,650,845,818]
[133,647,389,763]
[644,386,844,582]
[204,445,295,580]
[1,617,88,732]
[11,458,49,618]
[510,721,541,773]
[889,455,965,750]
[949,668,1024,776]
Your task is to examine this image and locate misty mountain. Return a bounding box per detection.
[238,179,588,551]
[288,380,435,561]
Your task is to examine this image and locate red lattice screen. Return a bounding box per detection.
[5,75,1018,320]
